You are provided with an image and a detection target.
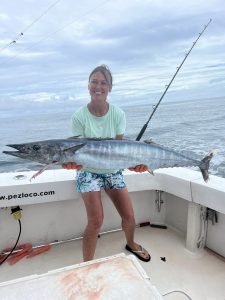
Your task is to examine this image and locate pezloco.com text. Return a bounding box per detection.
[0,190,55,201]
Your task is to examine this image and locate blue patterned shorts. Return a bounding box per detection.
[76,170,126,193]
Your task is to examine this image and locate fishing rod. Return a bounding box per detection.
[136,18,212,141]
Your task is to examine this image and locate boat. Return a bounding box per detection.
[0,167,225,299]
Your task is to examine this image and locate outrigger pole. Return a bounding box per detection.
[136,18,212,141]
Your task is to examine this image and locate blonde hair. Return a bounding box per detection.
[89,64,113,86]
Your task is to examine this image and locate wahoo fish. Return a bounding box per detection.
[3,137,213,181]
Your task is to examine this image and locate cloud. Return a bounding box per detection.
[0,0,224,105]
[0,13,9,21]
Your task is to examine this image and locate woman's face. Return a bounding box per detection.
[88,71,112,101]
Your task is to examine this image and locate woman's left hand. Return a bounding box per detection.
[128,165,148,173]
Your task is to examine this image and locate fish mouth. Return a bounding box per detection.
[6,144,26,151]
[3,144,30,159]
[3,150,29,159]
[3,150,46,165]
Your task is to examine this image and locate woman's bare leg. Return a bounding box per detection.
[81,191,104,261]
[105,188,150,260]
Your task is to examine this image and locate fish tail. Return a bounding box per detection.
[199,150,215,182]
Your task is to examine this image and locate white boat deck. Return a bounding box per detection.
[1,168,225,299]
[0,226,225,300]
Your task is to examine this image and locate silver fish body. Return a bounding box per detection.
[72,139,196,170]
[3,138,213,181]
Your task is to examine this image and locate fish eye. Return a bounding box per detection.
[33,145,40,151]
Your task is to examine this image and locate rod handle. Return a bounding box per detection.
[136,123,148,141]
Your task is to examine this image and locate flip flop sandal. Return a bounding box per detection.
[125,244,151,262]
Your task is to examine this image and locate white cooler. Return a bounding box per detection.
[0,253,163,300]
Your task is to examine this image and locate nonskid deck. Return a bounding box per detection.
[0,226,225,300]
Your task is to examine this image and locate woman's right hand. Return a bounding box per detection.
[62,162,83,170]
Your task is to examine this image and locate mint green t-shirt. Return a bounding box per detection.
[71,103,126,173]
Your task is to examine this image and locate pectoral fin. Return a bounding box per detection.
[63,143,85,152]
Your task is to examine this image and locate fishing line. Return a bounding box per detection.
[136,18,212,141]
[1,0,112,63]
[0,0,63,53]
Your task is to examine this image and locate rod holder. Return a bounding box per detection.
[155,190,164,212]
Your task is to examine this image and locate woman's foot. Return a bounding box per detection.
[125,243,151,262]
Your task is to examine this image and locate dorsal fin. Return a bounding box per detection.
[67,136,114,141]
[144,139,155,144]
[85,137,115,141]
[67,136,81,139]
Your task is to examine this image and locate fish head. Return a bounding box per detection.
[3,140,62,164]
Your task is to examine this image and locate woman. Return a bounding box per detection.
[63,65,150,262]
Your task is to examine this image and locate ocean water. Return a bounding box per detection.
[0,97,224,178]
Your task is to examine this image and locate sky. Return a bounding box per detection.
[0,0,225,107]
